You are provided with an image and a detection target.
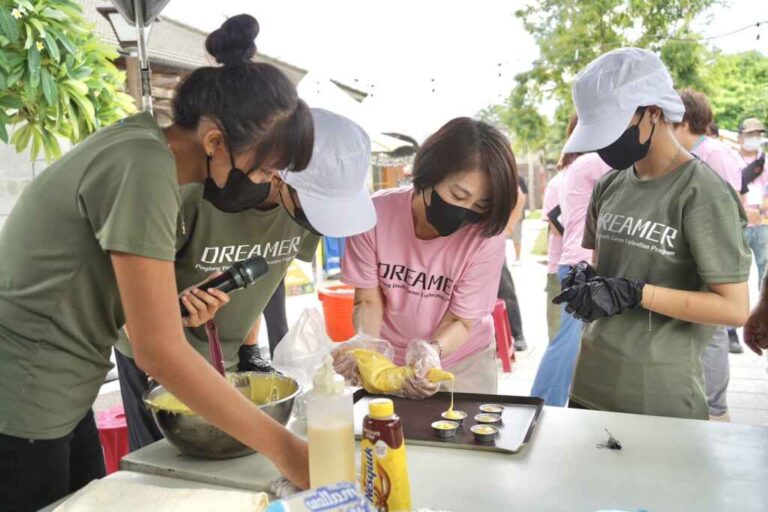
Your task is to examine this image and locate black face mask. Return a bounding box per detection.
[203,152,271,213]
[285,186,322,236]
[597,109,656,170]
[423,189,482,237]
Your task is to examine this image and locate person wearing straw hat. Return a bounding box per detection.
[555,48,751,420]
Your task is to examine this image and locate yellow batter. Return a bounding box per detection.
[441,410,465,421]
[348,348,453,394]
[472,425,496,435]
[145,373,291,416]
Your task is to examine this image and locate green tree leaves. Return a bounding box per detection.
[705,51,768,130]
[0,0,136,161]
[0,5,20,43]
[484,0,716,157]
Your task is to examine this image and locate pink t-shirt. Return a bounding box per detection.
[342,187,505,369]
[542,172,564,274]
[691,136,743,193]
[558,153,612,266]
[740,150,768,226]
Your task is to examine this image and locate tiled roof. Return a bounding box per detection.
[79,0,365,99]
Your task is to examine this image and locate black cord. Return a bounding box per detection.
[667,21,765,42]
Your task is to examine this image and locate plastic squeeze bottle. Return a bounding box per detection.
[307,356,356,488]
[360,398,411,512]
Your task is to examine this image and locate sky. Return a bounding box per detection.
[161,0,768,141]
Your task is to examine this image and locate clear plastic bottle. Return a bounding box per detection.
[307,357,356,489]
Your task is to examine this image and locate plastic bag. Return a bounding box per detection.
[332,333,395,361]
[272,311,450,399]
[334,336,451,395]
[272,308,333,389]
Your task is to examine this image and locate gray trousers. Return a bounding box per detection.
[703,327,730,417]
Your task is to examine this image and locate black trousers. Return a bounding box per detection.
[0,410,106,512]
[264,278,288,358]
[115,349,163,453]
[498,264,525,341]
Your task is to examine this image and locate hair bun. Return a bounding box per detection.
[205,14,259,66]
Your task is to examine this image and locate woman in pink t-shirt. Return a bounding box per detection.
[338,118,518,396]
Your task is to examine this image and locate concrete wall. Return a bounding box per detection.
[0,144,41,229]
[0,142,72,229]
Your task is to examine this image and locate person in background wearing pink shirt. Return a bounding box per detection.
[737,118,768,370]
[681,97,747,355]
[530,114,612,406]
[737,118,768,288]
[541,115,579,343]
[673,88,746,421]
[674,89,746,195]
[335,118,518,397]
[543,169,565,342]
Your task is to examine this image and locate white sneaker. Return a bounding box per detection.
[709,411,731,422]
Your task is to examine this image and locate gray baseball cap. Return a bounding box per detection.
[564,48,685,153]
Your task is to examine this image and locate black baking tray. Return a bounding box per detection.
[353,390,544,454]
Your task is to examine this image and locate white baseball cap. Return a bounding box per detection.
[564,47,686,153]
[282,108,375,237]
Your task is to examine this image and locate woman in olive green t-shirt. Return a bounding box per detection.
[554,48,751,420]
[0,15,316,511]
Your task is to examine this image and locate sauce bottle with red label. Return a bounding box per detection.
[360,398,411,512]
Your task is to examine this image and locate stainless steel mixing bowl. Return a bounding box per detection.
[143,372,300,459]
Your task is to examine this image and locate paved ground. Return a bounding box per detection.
[97,219,768,426]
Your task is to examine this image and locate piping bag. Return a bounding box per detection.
[205,320,226,377]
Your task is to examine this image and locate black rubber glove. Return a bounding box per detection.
[560,261,598,290]
[237,344,274,373]
[553,277,644,322]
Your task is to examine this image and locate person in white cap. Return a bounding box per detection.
[335,118,518,396]
[554,48,751,420]
[114,108,375,452]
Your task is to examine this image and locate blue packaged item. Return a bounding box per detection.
[267,482,373,512]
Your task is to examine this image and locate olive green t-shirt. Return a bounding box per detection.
[115,184,319,370]
[0,112,179,439]
[571,159,751,420]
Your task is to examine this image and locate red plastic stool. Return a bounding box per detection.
[492,299,514,373]
[96,405,129,475]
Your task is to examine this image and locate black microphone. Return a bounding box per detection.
[180,256,269,317]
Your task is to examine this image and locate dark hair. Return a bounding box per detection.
[172,14,313,171]
[708,122,719,137]
[558,113,582,170]
[675,88,713,136]
[412,118,518,237]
